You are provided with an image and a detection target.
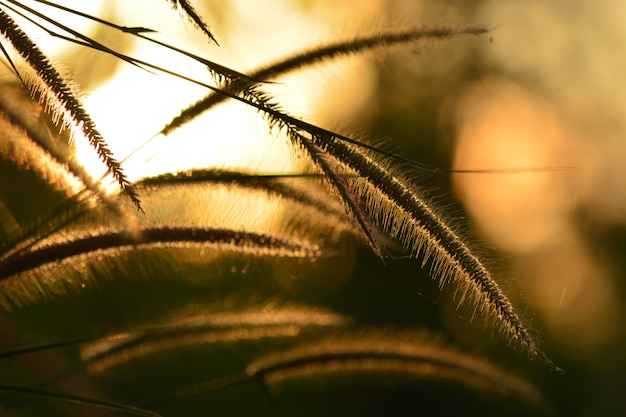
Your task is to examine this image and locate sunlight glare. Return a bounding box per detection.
[73,0,381,187]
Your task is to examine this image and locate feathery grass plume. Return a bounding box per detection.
[294,132,383,257]
[81,303,351,373]
[137,169,346,218]
[310,132,557,366]
[0,384,161,416]
[132,172,344,234]
[0,78,127,254]
[0,87,83,199]
[0,226,321,309]
[161,26,488,135]
[247,329,546,410]
[0,8,141,211]
[136,169,352,227]
[169,329,545,413]
[165,0,218,45]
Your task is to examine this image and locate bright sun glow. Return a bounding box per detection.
[70,0,380,188]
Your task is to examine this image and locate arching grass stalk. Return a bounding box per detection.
[0,227,320,282]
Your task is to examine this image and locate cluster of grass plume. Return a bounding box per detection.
[0,1,560,415]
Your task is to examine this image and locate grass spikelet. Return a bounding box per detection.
[293,134,383,256]
[161,26,488,135]
[165,0,218,45]
[308,134,556,367]
[246,329,546,410]
[253,26,488,80]
[81,303,351,373]
[0,8,141,211]
[136,169,351,227]
[0,226,319,286]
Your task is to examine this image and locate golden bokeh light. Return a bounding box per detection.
[451,78,577,254]
[443,0,626,357]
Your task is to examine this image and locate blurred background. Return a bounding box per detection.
[1,0,625,416]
